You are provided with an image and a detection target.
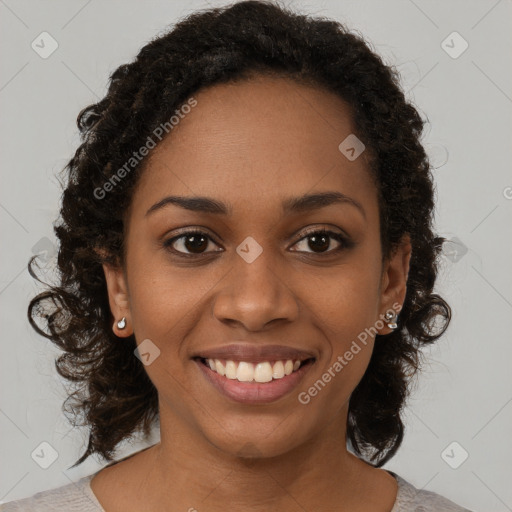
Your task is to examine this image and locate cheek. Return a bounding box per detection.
[129,278,203,349]
[125,262,204,405]
[124,252,189,349]
[303,343,373,416]
[299,271,378,412]
[126,236,210,324]
[300,253,382,397]
[303,259,382,338]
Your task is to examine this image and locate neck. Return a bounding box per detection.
[139,403,380,512]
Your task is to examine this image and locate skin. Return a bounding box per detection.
[93,75,411,512]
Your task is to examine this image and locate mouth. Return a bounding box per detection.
[193,356,316,404]
[195,356,315,382]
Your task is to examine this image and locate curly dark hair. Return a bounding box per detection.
[27,0,451,469]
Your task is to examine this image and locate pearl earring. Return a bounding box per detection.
[116,317,126,330]
[384,311,398,330]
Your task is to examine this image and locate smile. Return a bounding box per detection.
[194,356,316,404]
[202,357,311,382]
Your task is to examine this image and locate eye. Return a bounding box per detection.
[163,226,352,259]
[163,229,222,257]
[291,228,350,254]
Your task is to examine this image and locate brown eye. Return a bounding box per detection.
[181,233,209,253]
[163,227,352,259]
[291,229,349,254]
[164,230,221,256]
[306,232,330,252]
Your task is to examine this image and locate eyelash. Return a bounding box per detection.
[162,227,352,259]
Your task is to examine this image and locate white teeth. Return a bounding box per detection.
[236,361,254,382]
[214,359,225,376]
[225,360,237,379]
[204,358,307,382]
[272,360,285,379]
[254,362,273,383]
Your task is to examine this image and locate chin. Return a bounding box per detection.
[199,416,312,461]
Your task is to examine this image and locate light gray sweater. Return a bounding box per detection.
[1,470,473,511]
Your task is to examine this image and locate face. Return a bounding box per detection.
[103,75,411,459]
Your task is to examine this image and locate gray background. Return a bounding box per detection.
[1,1,511,510]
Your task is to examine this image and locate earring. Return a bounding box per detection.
[116,317,126,330]
[384,311,398,330]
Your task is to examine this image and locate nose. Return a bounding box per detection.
[212,247,299,332]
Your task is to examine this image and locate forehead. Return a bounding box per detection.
[130,75,377,220]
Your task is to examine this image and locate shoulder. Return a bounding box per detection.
[390,471,475,512]
[0,474,103,512]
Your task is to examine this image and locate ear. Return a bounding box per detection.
[102,262,133,338]
[377,234,412,334]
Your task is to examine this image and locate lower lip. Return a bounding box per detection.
[194,358,315,404]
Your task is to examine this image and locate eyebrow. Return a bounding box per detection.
[145,191,366,219]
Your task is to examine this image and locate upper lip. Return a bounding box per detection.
[193,344,316,363]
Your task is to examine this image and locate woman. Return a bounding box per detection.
[3,1,474,510]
